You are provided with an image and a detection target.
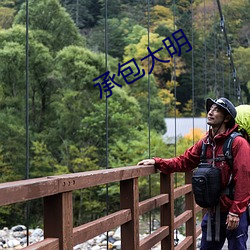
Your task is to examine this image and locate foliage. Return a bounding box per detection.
[61,0,101,29]
[149,5,174,33]
[0,112,26,180]
[14,0,85,52]
[0,0,249,228]
[0,7,15,29]
[234,46,250,101]
[30,141,57,177]
[87,17,134,60]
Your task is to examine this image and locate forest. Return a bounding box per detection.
[0,0,249,228]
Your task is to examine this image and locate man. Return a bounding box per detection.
[138,97,250,250]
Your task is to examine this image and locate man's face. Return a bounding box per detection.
[207,104,226,127]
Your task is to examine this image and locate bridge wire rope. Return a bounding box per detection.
[214,0,225,98]
[190,0,196,241]
[204,0,207,98]
[213,0,217,95]
[191,1,195,145]
[147,0,152,234]
[228,63,231,100]
[25,0,30,245]
[219,23,225,96]
[76,0,79,27]
[172,0,179,245]
[104,0,109,248]
[217,12,225,97]
[203,0,210,134]
[215,0,242,104]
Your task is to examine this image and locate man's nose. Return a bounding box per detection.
[208,107,215,114]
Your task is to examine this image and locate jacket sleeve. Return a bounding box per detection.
[229,136,250,215]
[153,139,203,174]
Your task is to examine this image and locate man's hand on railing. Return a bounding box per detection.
[137,159,155,166]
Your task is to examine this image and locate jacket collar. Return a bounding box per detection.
[206,124,239,143]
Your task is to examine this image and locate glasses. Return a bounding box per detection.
[215,99,227,108]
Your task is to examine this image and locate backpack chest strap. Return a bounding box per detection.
[202,157,226,163]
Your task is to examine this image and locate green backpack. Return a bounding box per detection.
[235,105,250,142]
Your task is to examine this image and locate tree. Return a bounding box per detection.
[0,112,26,180]
[14,0,84,52]
[234,46,250,102]
[222,0,250,47]
[0,35,28,180]
[87,17,132,60]
[61,0,101,29]
[149,5,174,33]
[50,45,146,167]
[0,25,56,132]
[30,141,57,177]
[123,28,186,117]
[0,6,15,29]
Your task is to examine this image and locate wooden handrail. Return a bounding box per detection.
[0,165,203,250]
[0,165,155,206]
[73,209,132,245]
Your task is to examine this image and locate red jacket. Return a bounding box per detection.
[154,124,250,216]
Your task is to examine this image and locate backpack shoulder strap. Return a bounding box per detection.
[200,141,208,163]
[223,132,242,169]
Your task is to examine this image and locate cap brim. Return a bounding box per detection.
[206,98,215,113]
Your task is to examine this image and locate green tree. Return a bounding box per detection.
[222,0,250,47]
[30,141,57,177]
[0,39,27,180]
[87,18,127,60]
[14,0,84,52]
[0,6,15,29]
[234,46,250,102]
[0,25,56,132]
[0,112,26,181]
[62,0,102,29]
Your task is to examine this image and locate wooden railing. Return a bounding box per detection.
[0,165,203,250]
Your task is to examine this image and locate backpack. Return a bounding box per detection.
[235,105,250,142]
[192,131,241,208]
[192,161,221,208]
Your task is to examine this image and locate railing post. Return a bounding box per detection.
[120,178,139,250]
[160,173,174,250]
[185,171,196,250]
[44,192,73,250]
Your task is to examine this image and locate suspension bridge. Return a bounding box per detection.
[1,164,250,249]
[0,0,249,249]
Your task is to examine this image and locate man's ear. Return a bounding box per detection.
[224,114,232,123]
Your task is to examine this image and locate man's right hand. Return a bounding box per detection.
[137,159,155,166]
